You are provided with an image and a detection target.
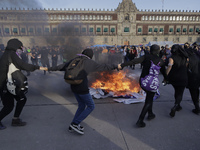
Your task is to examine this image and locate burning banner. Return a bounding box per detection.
[89,70,155,104]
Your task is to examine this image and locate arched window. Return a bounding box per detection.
[159,16,162,20]
[166,16,169,20]
[97,15,100,20]
[177,16,179,21]
[152,16,155,20]
[183,16,186,21]
[93,15,96,20]
[149,16,152,21]
[170,16,172,21]
[66,15,69,20]
[173,16,176,21]
[193,16,196,21]
[180,16,182,21]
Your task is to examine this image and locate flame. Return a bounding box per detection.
[91,70,140,94]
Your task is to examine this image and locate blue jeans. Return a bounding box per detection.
[72,93,95,125]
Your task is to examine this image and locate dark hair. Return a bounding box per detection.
[82,48,93,59]
[150,44,160,55]
[171,44,188,67]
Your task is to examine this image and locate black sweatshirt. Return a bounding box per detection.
[121,54,167,83]
[49,56,117,94]
[0,49,40,89]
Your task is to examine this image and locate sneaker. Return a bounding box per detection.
[11,118,26,126]
[70,124,84,135]
[68,124,84,132]
[0,122,6,130]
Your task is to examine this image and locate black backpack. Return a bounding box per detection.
[64,56,87,84]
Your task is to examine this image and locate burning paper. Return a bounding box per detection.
[90,70,140,94]
[89,70,160,104]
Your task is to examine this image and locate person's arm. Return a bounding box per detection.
[11,52,40,71]
[166,58,174,75]
[84,59,117,74]
[48,63,66,71]
[121,55,145,68]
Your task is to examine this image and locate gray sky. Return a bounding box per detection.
[38,0,200,11]
[1,0,200,11]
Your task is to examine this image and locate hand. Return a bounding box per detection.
[40,67,48,71]
[118,64,122,70]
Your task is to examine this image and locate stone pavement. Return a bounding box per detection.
[0,68,199,150]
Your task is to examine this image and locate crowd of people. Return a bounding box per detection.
[0,38,200,135]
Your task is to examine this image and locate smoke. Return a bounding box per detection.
[0,0,43,9]
[0,0,88,60]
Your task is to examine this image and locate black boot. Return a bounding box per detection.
[176,105,182,111]
[147,113,156,120]
[136,120,146,128]
[192,109,200,115]
[169,104,179,117]
[11,118,26,126]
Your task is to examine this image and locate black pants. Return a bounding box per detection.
[172,85,185,105]
[0,90,27,121]
[138,91,155,120]
[189,88,200,110]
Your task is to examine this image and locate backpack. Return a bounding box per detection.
[7,56,28,96]
[140,60,161,92]
[64,56,87,84]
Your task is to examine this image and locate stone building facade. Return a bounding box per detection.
[0,0,199,47]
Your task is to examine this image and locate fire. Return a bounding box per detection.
[91,70,140,94]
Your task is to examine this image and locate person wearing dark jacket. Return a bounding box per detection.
[119,44,167,128]
[0,38,45,130]
[185,43,200,115]
[166,44,189,117]
[39,47,50,75]
[48,48,117,135]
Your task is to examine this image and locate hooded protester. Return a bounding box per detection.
[119,44,167,128]
[184,43,200,115]
[166,44,189,117]
[0,38,44,130]
[48,48,117,135]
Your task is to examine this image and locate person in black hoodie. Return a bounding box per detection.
[119,44,167,128]
[0,38,45,130]
[48,48,117,135]
[184,43,200,115]
[166,44,189,117]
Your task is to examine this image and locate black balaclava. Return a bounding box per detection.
[82,49,93,59]
[150,44,160,56]
[6,38,23,51]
